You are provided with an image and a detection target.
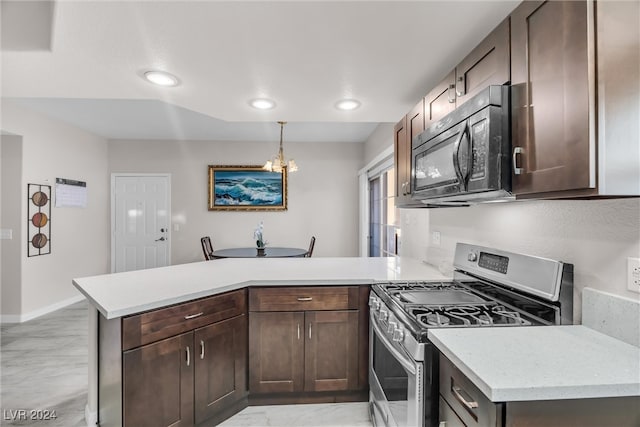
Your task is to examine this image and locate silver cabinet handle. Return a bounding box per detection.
[297,323,300,340]
[200,340,205,359]
[297,297,313,302]
[452,384,479,410]
[184,312,203,320]
[402,181,410,196]
[309,323,312,339]
[186,346,190,366]
[513,147,524,175]
[405,181,410,195]
[448,83,456,103]
[456,75,465,97]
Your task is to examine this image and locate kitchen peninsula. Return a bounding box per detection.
[73,257,640,427]
[73,257,448,426]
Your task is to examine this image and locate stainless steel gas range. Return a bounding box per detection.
[368,243,574,427]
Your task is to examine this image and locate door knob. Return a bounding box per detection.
[155,237,166,242]
[160,228,166,232]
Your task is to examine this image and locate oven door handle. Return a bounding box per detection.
[370,315,416,375]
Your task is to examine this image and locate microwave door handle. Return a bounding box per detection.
[452,123,470,190]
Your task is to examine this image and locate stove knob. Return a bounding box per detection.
[387,321,397,334]
[369,296,381,311]
[468,251,478,262]
[392,327,405,342]
[378,309,389,322]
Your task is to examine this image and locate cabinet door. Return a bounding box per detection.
[424,70,456,129]
[395,101,424,207]
[511,1,594,196]
[194,314,247,424]
[455,17,510,107]
[123,332,193,427]
[394,115,409,204]
[304,310,358,392]
[249,311,304,393]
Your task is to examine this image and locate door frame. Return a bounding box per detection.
[110,173,172,273]
[357,146,394,257]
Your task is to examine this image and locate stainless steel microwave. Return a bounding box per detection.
[411,85,512,205]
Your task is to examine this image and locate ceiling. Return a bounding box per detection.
[1,0,519,143]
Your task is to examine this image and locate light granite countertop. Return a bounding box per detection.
[428,288,640,402]
[73,256,448,319]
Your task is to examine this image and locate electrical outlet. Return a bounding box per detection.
[431,231,441,247]
[627,257,640,293]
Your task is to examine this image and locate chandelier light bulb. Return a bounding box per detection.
[263,121,298,173]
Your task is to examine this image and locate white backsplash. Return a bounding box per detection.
[582,288,640,347]
[399,198,640,323]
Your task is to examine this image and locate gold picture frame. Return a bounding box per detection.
[208,165,288,211]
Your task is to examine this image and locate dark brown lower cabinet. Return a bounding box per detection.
[194,315,247,424]
[304,310,358,392]
[249,309,360,397]
[122,314,247,427]
[249,311,305,393]
[123,332,194,427]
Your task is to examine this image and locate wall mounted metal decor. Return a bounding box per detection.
[27,183,51,256]
[208,165,288,211]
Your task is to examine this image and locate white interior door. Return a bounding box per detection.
[111,174,171,273]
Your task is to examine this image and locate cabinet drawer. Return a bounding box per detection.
[122,289,246,350]
[249,286,359,312]
[439,353,503,427]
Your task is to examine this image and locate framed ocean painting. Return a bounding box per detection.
[208,165,287,211]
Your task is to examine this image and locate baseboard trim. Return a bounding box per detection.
[0,294,85,324]
[85,403,97,427]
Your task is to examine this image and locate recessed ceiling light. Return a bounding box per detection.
[335,99,361,111]
[143,70,179,87]
[250,98,276,110]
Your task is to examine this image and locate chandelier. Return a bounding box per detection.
[263,121,298,173]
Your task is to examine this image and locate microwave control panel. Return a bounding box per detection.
[470,119,487,180]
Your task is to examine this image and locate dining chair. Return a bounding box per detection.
[201,236,215,260]
[305,236,316,257]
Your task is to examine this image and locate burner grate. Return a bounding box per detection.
[412,304,532,328]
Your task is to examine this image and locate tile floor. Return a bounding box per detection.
[1,301,372,427]
[1,301,88,426]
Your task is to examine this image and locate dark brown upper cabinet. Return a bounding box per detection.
[511,0,640,198]
[395,101,425,207]
[511,0,593,196]
[424,70,456,130]
[425,17,510,131]
[454,17,510,107]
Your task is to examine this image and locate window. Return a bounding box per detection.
[369,167,400,257]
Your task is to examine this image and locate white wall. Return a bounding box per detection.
[363,123,394,166]
[0,100,110,320]
[108,139,364,264]
[1,135,23,316]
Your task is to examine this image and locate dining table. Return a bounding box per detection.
[210,247,308,258]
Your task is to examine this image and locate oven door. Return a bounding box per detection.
[369,312,423,427]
